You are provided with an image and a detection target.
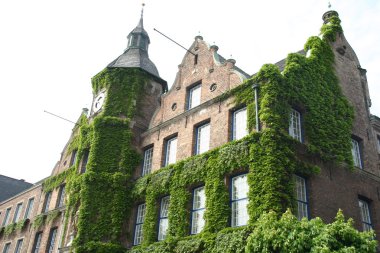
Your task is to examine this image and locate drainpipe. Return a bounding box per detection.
[252,83,260,131]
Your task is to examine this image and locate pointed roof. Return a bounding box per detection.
[108,5,164,87]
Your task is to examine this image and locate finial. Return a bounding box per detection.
[328,1,331,9]
[141,2,145,18]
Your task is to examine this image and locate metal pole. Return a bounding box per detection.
[252,84,260,131]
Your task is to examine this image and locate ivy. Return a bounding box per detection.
[32,214,46,229]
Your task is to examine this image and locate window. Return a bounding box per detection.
[43,191,52,213]
[69,150,77,167]
[187,84,201,110]
[231,174,249,227]
[134,203,146,245]
[351,138,362,169]
[32,232,43,253]
[81,150,89,173]
[158,196,170,241]
[46,227,58,253]
[13,203,23,223]
[56,185,66,208]
[191,186,206,234]
[142,146,153,176]
[2,208,11,226]
[164,137,177,167]
[24,198,34,219]
[2,243,10,253]
[377,135,380,153]
[289,109,302,142]
[195,123,210,155]
[294,175,308,220]
[358,199,372,231]
[232,107,248,140]
[14,239,23,253]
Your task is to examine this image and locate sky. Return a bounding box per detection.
[0,0,379,183]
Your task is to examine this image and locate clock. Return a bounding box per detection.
[92,92,106,113]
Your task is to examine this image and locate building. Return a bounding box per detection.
[1,7,380,253]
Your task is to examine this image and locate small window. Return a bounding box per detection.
[142,146,153,176]
[2,243,11,253]
[164,137,177,167]
[24,198,35,219]
[32,232,43,253]
[158,196,170,241]
[191,186,206,234]
[69,150,77,167]
[81,150,89,173]
[46,227,58,253]
[376,135,380,153]
[289,109,302,142]
[195,123,210,155]
[188,84,201,110]
[14,239,23,253]
[56,185,66,208]
[232,107,248,140]
[2,207,11,226]
[13,203,23,223]
[351,138,362,169]
[134,203,146,245]
[358,199,372,231]
[43,191,52,213]
[231,174,249,227]
[129,35,138,47]
[294,175,309,220]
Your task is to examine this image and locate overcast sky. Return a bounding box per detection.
[0,0,379,183]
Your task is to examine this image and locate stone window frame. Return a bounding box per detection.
[32,231,43,253]
[12,201,23,223]
[14,238,24,253]
[2,206,12,227]
[2,241,11,253]
[46,227,58,253]
[24,197,35,219]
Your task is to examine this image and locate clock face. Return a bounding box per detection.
[93,92,106,113]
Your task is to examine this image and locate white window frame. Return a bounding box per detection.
[158,196,170,241]
[134,203,146,245]
[47,227,58,253]
[43,191,52,213]
[232,107,248,140]
[13,202,23,223]
[2,207,11,226]
[188,84,201,110]
[351,138,362,169]
[294,175,308,220]
[358,199,372,231]
[14,239,23,253]
[142,146,153,176]
[2,242,11,253]
[289,109,302,142]
[191,186,206,234]
[231,174,249,227]
[195,123,210,155]
[24,198,35,219]
[164,137,177,167]
[32,232,43,253]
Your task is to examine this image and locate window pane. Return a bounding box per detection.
[197,123,210,154]
[14,239,23,253]
[189,85,201,109]
[160,197,170,218]
[32,232,43,253]
[191,187,205,234]
[134,224,143,245]
[3,243,10,253]
[289,109,302,142]
[2,208,11,226]
[43,192,52,213]
[294,176,308,220]
[81,150,89,173]
[13,203,23,223]
[47,228,57,253]
[166,137,177,166]
[158,196,170,241]
[233,108,248,140]
[232,199,249,227]
[191,209,205,234]
[359,199,372,231]
[193,187,206,209]
[57,185,66,208]
[142,147,153,176]
[231,174,249,227]
[351,139,362,168]
[25,198,34,219]
[134,203,146,245]
[232,175,248,200]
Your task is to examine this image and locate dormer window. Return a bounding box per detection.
[129,35,138,47]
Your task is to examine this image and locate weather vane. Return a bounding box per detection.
[141,1,145,17]
[328,1,332,9]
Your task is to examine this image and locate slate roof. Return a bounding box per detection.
[0,175,33,202]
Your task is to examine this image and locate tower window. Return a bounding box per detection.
[158,196,170,241]
[231,174,249,227]
[191,186,206,234]
[358,199,372,231]
[294,175,309,220]
[46,227,58,253]
[134,203,146,245]
[289,109,302,142]
[195,122,210,155]
[187,84,201,110]
[194,54,198,65]
[232,107,248,140]
[13,202,23,223]
[351,138,362,169]
[164,136,177,167]
[142,146,153,176]
[24,197,35,219]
